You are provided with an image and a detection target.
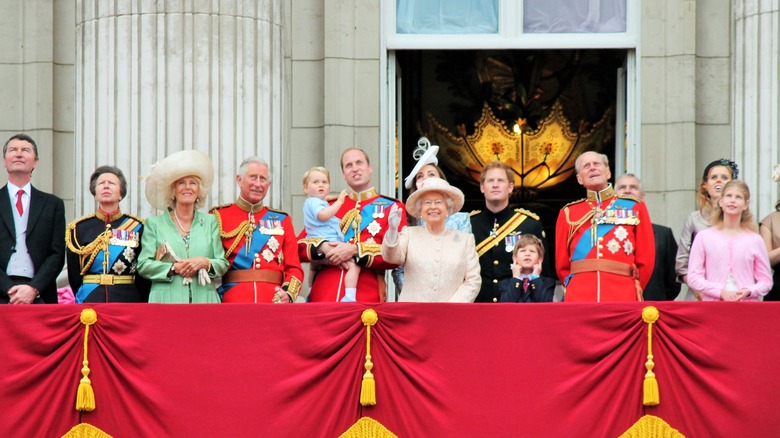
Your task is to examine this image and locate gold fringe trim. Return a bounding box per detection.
[642,306,660,406]
[61,422,113,438]
[360,309,378,406]
[338,416,398,438]
[213,210,255,258]
[618,415,686,438]
[66,224,112,276]
[76,309,98,412]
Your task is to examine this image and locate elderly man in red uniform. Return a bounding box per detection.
[298,148,406,302]
[555,151,655,302]
[211,157,303,303]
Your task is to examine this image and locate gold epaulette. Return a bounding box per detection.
[562,198,587,209]
[617,194,642,203]
[469,210,481,217]
[383,195,402,203]
[67,213,97,230]
[515,208,540,221]
[209,202,233,213]
[124,213,145,224]
[266,206,289,215]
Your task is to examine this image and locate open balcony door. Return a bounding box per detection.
[380,52,403,302]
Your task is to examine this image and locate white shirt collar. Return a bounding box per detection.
[8,181,31,199]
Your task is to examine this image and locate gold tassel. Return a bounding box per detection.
[76,308,98,412]
[642,306,660,406]
[360,309,378,406]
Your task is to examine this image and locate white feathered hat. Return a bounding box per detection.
[144,149,214,210]
[404,137,440,189]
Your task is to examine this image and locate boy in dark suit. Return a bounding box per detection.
[499,234,555,303]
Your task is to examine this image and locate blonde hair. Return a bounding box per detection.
[512,234,545,260]
[168,176,205,209]
[711,180,757,232]
[302,166,330,187]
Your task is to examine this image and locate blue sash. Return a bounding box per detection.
[571,198,636,262]
[342,197,393,243]
[76,217,143,303]
[219,210,288,294]
[565,198,637,287]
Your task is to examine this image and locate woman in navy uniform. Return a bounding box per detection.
[66,166,150,302]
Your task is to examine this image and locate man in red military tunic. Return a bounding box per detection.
[298,148,406,302]
[555,151,655,302]
[211,157,303,303]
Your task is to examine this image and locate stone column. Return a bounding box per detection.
[733,0,780,219]
[75,0,286,217]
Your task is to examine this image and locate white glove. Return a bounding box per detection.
[198,269,211,286]
[386,204,403,243]
[388,204,402,230]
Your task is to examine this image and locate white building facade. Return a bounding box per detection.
[0,0,778,294]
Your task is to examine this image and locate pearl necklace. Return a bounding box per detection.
[173,210,192,235]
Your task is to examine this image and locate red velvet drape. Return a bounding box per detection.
[1,302,778,437]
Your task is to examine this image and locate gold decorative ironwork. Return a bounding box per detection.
[423,101,614,200]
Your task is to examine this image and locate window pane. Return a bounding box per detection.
[523,0,626,33]
[396,0,499,34]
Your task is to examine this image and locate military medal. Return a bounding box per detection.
[505,233,519,252]
[367,220,381,236]
[489,219,499,239]
[372,204,386,219]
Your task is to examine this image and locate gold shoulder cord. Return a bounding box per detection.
[65,223,112,276]
[564,206,596,248]
[212,210,254,258]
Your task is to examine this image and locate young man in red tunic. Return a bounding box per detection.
[211,157,303,303]
[298,148,406,302]
[555,151,655,302]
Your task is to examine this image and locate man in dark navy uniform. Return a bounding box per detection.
[470,161,547,303]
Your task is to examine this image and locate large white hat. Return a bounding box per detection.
[404,137,440,189]
[144,149,214,210]
[406,177,465,217]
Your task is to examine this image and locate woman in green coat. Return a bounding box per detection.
[137,150,229,303]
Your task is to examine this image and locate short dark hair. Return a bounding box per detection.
[3,133,39,159]
[340,148,371,170]
[89,166,128,200]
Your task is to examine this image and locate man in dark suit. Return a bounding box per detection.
[615,173,681,300]
[0,133,65,304]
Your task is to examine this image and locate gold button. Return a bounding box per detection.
[493,279,498,284]
[493,260,499,265]
[492,297,498,302]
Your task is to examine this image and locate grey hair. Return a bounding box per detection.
[616,173,644,196]
[237,157,270,181]
[575,152,610,173]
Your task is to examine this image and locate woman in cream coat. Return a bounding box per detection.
[137,150,229,303]
[383,178,480,302]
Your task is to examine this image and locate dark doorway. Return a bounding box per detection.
[396,49,626,266]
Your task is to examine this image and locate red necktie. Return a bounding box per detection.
[15,190,23,216]
[522,278,530,293]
